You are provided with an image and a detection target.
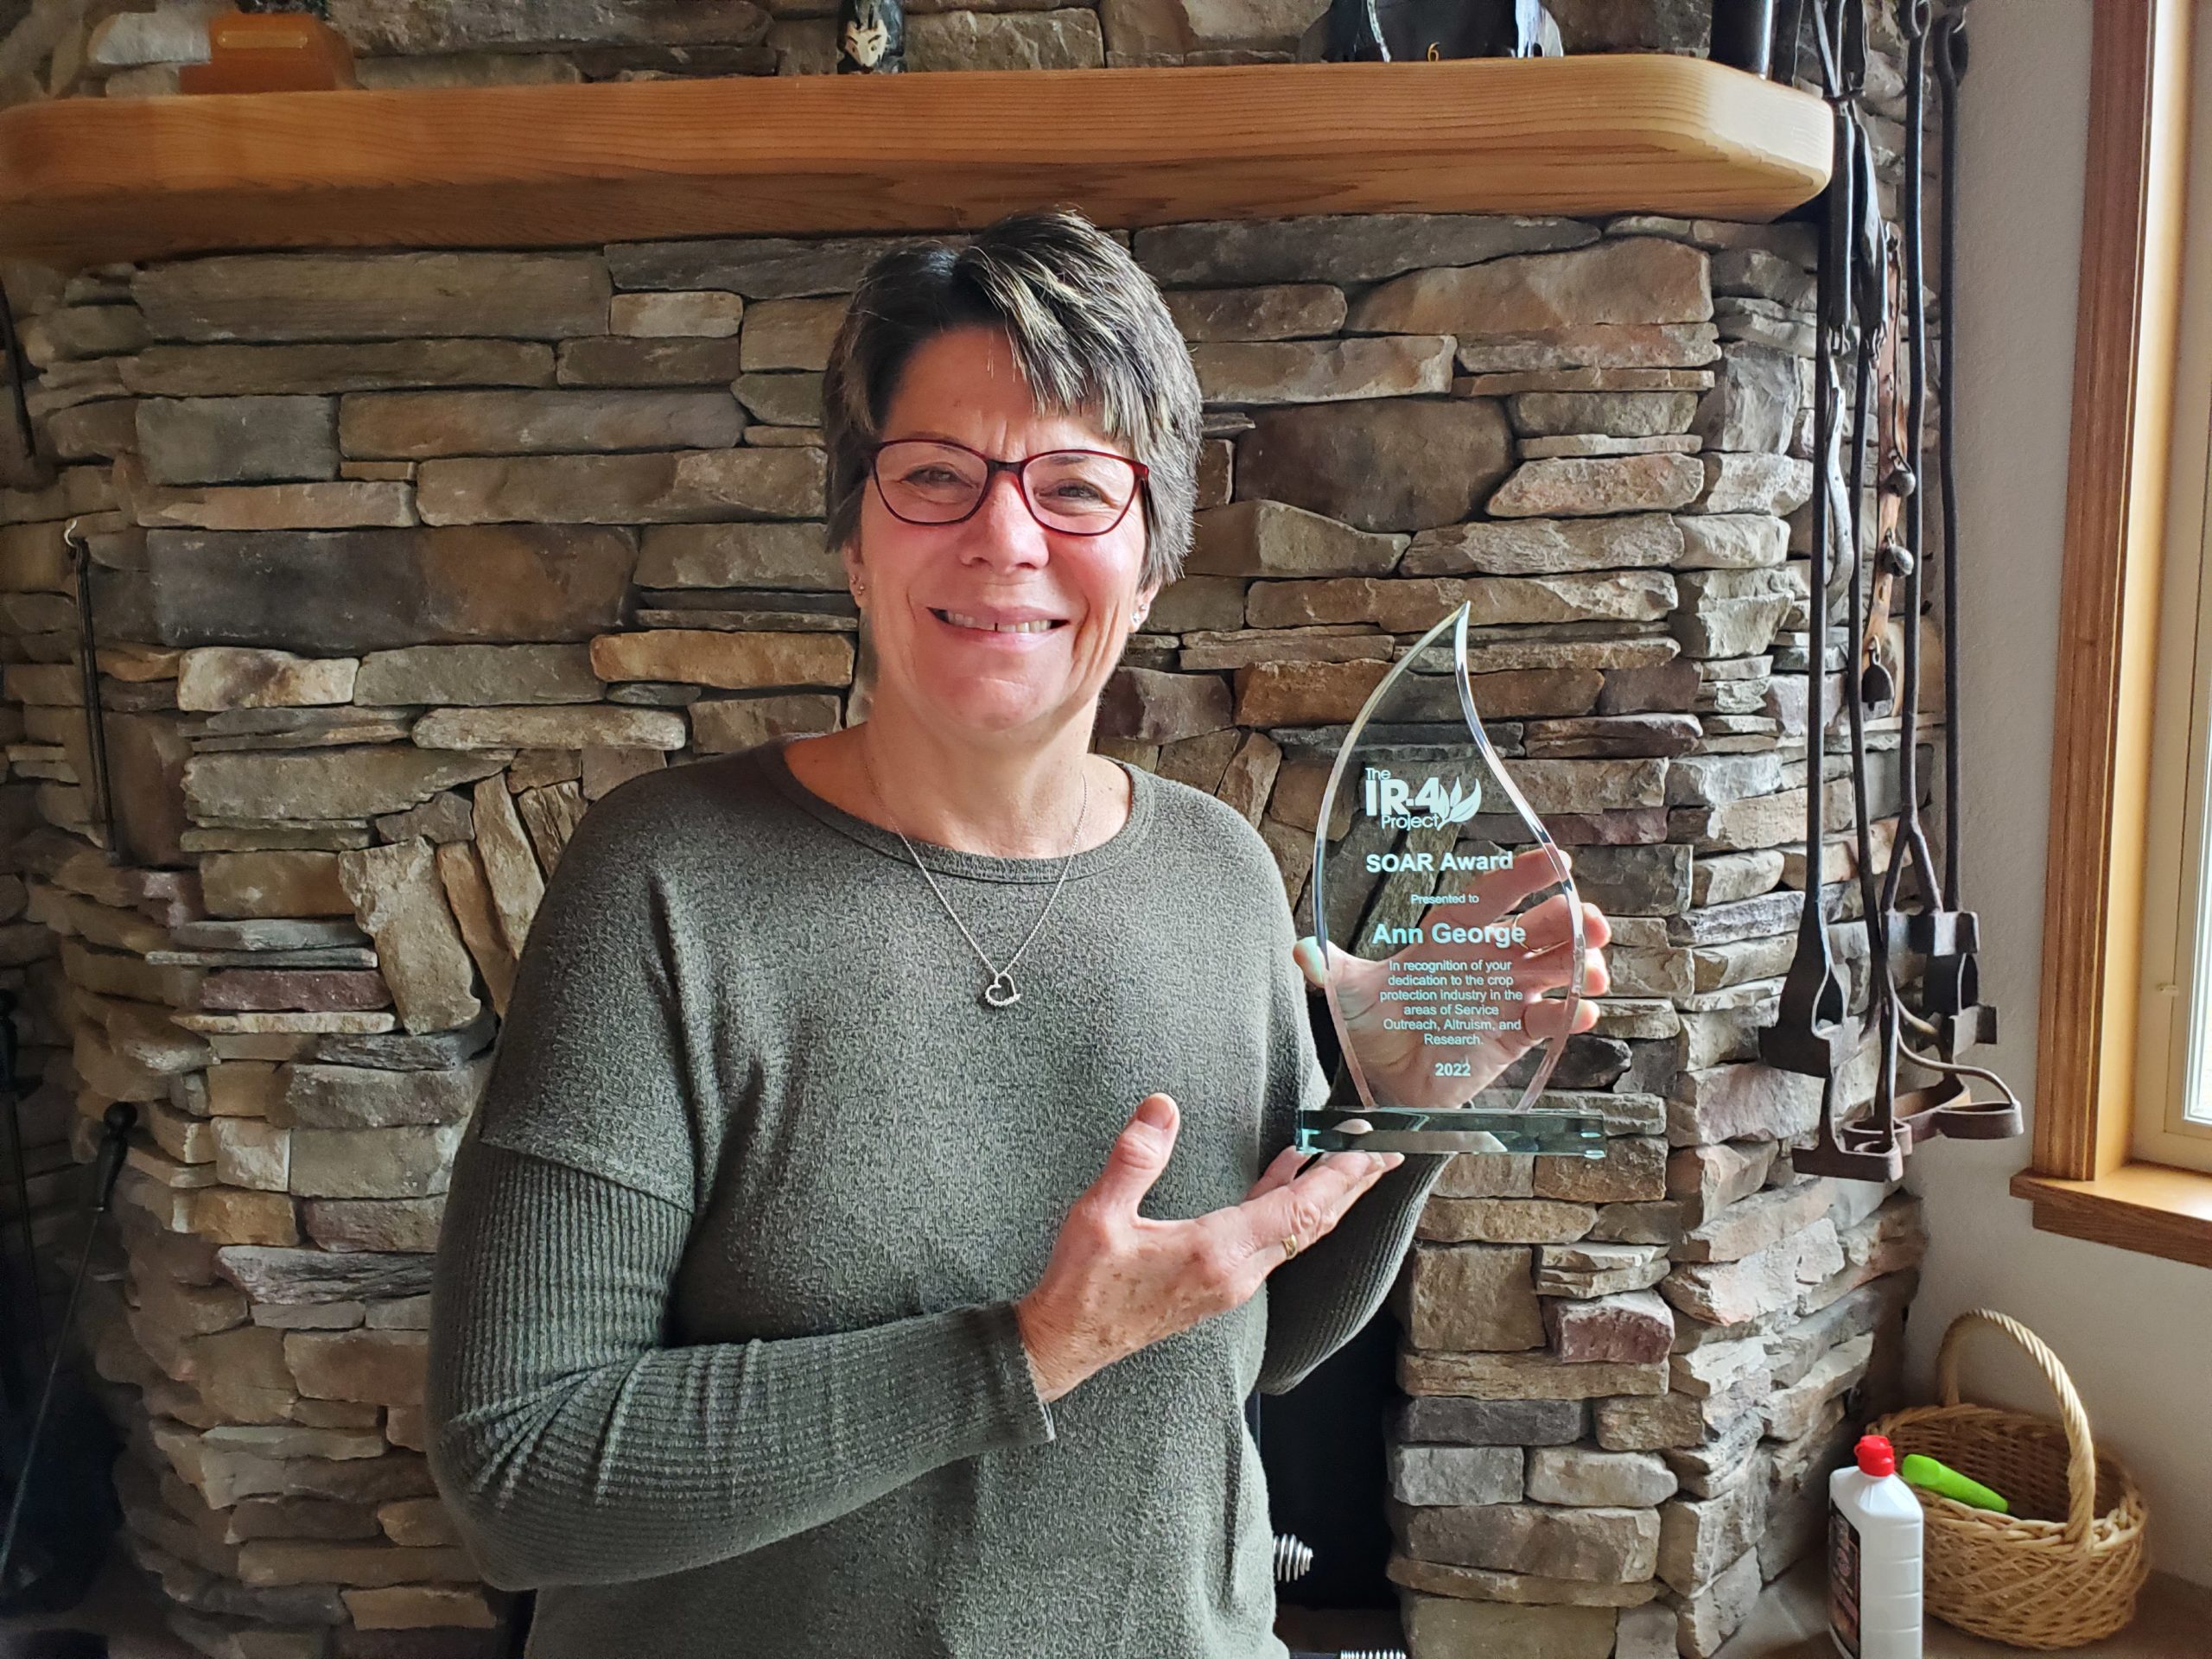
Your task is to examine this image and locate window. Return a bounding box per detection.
[2016,0,2212,1266]
[2135,9,2212,1174]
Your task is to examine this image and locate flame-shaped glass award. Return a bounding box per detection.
[1299,601,1600,1158]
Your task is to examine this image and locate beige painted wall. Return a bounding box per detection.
[1905,0,2212,1582]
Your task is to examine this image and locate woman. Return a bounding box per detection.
[425,207,1611,1657]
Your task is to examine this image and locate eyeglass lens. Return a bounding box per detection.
[874,440,1139,533]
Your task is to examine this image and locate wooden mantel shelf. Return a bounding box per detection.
[0,56,1829,266]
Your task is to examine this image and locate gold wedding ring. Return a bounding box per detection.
[1281,1234,1300,1261]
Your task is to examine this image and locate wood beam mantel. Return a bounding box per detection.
[0,55,1832,266]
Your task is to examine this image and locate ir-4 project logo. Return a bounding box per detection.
[1363,766,1482,830]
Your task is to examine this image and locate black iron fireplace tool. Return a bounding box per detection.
[1758,0,2021,1182]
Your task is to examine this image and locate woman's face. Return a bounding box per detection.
[844,324,1160,745]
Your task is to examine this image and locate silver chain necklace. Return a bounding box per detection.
[856,738,1089,1009]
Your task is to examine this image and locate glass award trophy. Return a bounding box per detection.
[1298,601,1600,1158]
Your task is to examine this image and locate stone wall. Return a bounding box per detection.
[0,12,1951,1658]
[0,0,1741,103]
[0,194,1936,1658]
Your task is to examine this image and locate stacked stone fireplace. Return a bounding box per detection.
[0,10,1939,1659]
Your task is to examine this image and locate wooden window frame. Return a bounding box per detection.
[2012,0,2212,1268]
[2132,0,2212,1183]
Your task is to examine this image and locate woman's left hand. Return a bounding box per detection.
[1294,859,1612,1110]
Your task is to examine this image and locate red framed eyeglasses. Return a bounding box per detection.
[868,438,1148,536]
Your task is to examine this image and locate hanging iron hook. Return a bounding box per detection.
[1779,0,2018,1178]
[63,518,120,863]
[1935,2,1968,87]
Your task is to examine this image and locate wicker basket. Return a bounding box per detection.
[1866,1308,2150,1649]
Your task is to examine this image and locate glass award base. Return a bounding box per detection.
[1297,1107,1607,1158]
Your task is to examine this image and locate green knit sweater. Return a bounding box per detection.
[425,735,1446,1657]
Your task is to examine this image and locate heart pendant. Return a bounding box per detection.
[981,973,1021,1008]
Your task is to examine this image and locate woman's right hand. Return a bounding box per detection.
[1010,1093,1402,1403]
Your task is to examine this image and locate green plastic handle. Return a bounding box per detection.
[1899,1452,2011,1514]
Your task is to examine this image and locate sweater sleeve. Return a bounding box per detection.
[1252,891,1446,1396]
[1255,1060,1447,1395]
[425,1124,1055,1592]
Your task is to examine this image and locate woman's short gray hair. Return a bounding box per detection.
[821,207,1205,592]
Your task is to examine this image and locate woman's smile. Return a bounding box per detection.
[929,605,1072,643]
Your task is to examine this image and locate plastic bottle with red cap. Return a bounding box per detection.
[1827,1433,1923,1659]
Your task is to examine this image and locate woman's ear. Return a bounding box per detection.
[841,536,867,603]
[1132,577,1161,629]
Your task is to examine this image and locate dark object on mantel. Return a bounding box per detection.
[1320,0,1560,63]
[177,8,357,93]
[1324,0,1388,63]
[1711,0,1780,75]
[837,0,907,73]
